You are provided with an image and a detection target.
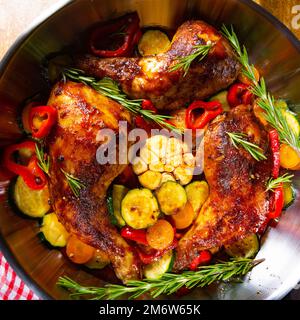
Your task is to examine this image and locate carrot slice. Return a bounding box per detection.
[171,201,194,229]
[146,220,174,250]
[66,235,95,264]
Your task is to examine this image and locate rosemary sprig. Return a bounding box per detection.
[35,143,50,176]
[227,132,267,161]
[221,25,300,151]
[266,173,294,191]
[169,43,213,77]
[57,258,263,300]
[63,68,179,132]
[61,169,85,198]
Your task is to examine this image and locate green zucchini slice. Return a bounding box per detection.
[13,176,50,218]
[185,181,209,216]
[156,181,187,215]
[283,110,300,137]
[143,250,173,280]
[283,182,295,209]
[40,213,69,247]
[112,184,128,227]
[121,188,160,229]
[225,233,260,259]
[209,90,230,111]
[138,30,170,56]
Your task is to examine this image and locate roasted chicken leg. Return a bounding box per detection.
[76,20,241,110]
[173,105,272,271]
[47,81,141,282]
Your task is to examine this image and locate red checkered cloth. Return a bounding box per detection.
[0,252,39,300]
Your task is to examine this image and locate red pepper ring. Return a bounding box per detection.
[89,12,141,57]
[135,100,159,133]
[137,239,178,265]
[141,99,157,113]
[268,184,284,220]
[269,129,280,179]
[120,226,148,246]
[227,83,253,108]
[189,250,212,271]
[26,156,48,190]
[185,100,223,130]
[135,115,154,133]
[3,141,47,190]
[29,106,57,139]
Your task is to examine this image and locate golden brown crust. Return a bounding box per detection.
[173,105,272,271]
[76,20,241,110]
[47,81,141,282]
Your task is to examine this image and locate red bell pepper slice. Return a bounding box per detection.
[120,226,148,246]
[261,129,284,229]
[141,99,157,113]
[135,99,159,133]
[135,116,153,132]
[227,83,253,108]
[3,141,47,190]
[268,184,284,220]
[137,239,178,265]
[185,100,222,130]
[89,12,141,57]
[29,106,57,139]
[269,129,280,179]
[189,250,212,271]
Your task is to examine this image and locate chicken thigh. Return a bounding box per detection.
[47,80,140,282]
[76,20,241,110]
[173,105,272,271]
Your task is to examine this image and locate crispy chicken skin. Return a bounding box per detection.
[76,20,241,110]
[47,80,141,282]
[173,105,272,271]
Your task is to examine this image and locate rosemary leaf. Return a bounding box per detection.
[169,43,213,77]
[221,25,300,151]
[61,169,85,197]
[227,132,267,161]
[57,258,264,300]
[35,143,50,176]
[266,173,294,192]
[63,68,179,133]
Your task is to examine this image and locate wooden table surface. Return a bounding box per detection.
[0,0,299,60]
[0,0,57,60]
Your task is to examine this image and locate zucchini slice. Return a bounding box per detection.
[143,250,174,280]
[138,30,170,56]
[106,189,117,226]
[275,99,288,110]
[209,90,230,111]
[156,181,187,215]
[13,176,50,218]
[40,213,69,247]
[185,181,209,216]
[283,110,300,137]
[121,188,160,229]
[112,184,128,227]
[85,249,110,269]
[283,182,295,209]
[225,233,260,259]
